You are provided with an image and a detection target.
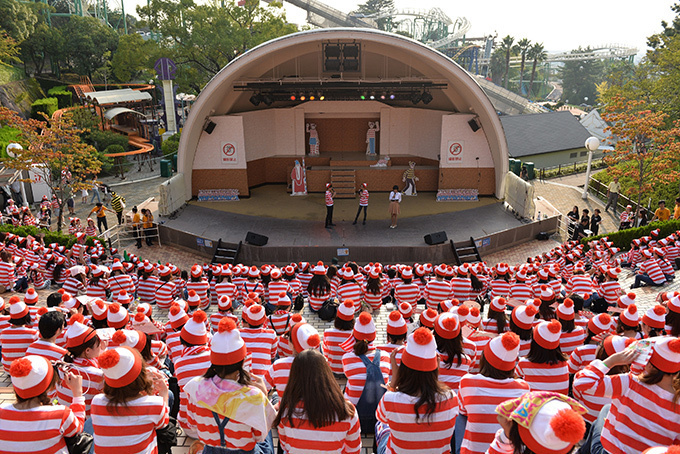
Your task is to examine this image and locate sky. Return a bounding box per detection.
[125,0,677,57]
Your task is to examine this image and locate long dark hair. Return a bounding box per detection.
[393,362,449,423]
[366,277,381,295]
[640,365,680,405]
[526,339,567,365]
[479,352,515,380]
[508,420,538,454]
[104,365,153,413]
[559,318,575,333]
[434,331,464,368]
[509,318,532,341]
[666,311,680,337]
[538,299,556,321]
[487,307,508,333]
[203,361,252,386]
[273,349,353,428]
[308,274,331,297]
[334,316,354,331]
[65,334,101,363]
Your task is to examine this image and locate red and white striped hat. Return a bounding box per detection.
[512,304,538,330]
[484,332,521,371]
[400,266,413,279]
[620,304,640,327]
[143,261,154,273]
[91,299,108,321]
[218,295,232,311]
[270,268,282,280]
[641,446,680,454]
[211,318,247,365]
[588,313,612,335]
[641,249,653,259]
[539,285,555,301]
[386,311,407,336]
[617,292,636,308]
[290,322,321,353]
[419,308,438,328]
[537,268,550,281]
[191,264,203,278]
[515,268,528,281]
[603,335,635,356]
[61,292,79,310]
[9,355,54,399]
[24,288,38,306]
[495,263,510,275]
[401,327,438,372]
[66,314,97,348]
[107,303,129,329]
[185,290,200,308]
[312,261,326,275]
[158,265,172,277]
[339,267,354,280]
[91,265,104,278]
[669,295,680,314]
[98,346,143,388]
[181,310,209,345]
[438,299,456,312]
[242,303,266,326]
[434,312,460,339]
[275,292,291,307]
[605,267,622,279]
[642,305,667,329]
[534,320,562,350]
[116,290,132,306]
[649,337,680,374]
[398,302,414,319]
[283,265,295,276]
[337,300,355,321]
[489,297,507,313]
[137,303,152,318]
[353,312,376,342]
[557,298,575,321]
[467,307,482,327]
[9,296,28,319]
[111,329,146,352]
[455,305,470,323]
[169,303,189,329]
[435,264,448,277]
[247,266,260,278]
[111,259,124,272]
[368,267,380,279]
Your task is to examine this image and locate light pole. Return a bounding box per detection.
[582,136,600,200]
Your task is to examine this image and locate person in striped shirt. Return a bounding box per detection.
[424,265,452,310]
[516,320,569,394]
[353,182,369,225]
[307,262,331,312]
[0,249,16,291]
[378,311,408,357]
[509,304,537,358]
[275,348,361,454]
[0,298,39,372]
[394,266,420,308]
[362,267,384,311]
[567,313,612,374]
[323,300,355,376]
[325,183,335,228]
[631,250,668,288]
[481,297,508,335]
[336,267,362,311]
[155,265,177,309]
[434,312,471,392]
[0,355,86,454]
[137,262,159,305]
[376,327,459,454]
[264,321,320,396]
[556,298,585,356]
[240,302,278,377]
[451,264,473,302]
[26,310,67,362]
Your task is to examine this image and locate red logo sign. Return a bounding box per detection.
[449,142,462,156]
[223,143,235,157]
[222,143,237,164]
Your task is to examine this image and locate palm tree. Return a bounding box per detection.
[499,35,515,89]
[517,38,531,95]
[527,42,547,99]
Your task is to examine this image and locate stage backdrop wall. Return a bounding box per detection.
[304,117,380,153]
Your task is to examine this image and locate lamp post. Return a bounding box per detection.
[582,136,601,200]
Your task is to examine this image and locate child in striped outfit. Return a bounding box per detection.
[323,300,355,376]
[556,298,585,355]
[0,298,38,373]
[516,320,569,394]
[434,312,471,392]
[264,321,320,396]
[239,302,278,377]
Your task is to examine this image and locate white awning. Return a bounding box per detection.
[104,107,146,120]
[83,88,152,105]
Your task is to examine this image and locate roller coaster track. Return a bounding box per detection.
[478,44,638,66]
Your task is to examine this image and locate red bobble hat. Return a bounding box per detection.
[588,313,612,335]
[66,314,97,348]
[617,292,636,309]
[386,311,407,336]
[533,320,562,350]
[484,332,521,371]
[137,303,152,318]
[9,296,28,319]
[111,329,146,352]
[90,299,108,321]
[98,346,143,388]
[107,303,129,329]
[180,310,209,345]
[539,284,555,301]
[353,312,376,342]
[187,290,201,308]
[211,318,247,365]
[401,327,438,372]
[111,259,124,272]
[336,300,355,321]
[190,264,203,278]
[495,263,510,275]
[312,261,326,275]
[489,297,506,313]
[116,290,132,306]
[247,266,260,278]
[419,308,438,328]
[270,267,282,280]
[511,305,538,330]
[642,305,667,329]
[168,303,189,329]
[218,295,232,311]
[668,295,680,314]
[619,304,640,328]
[649,337,680,374]
[605,267,622,279]
[9,355,54,399]
[400,266,413,279]
[557,298,575,321]
[24,288,38,306]
[467,307,482,328]
[61,292,79,310]
[242,303,266,326]
[275,292,291,307]
[603,335,635,357]
[398,302,414,319]
[290,322,321,353]
[434,312,461,339]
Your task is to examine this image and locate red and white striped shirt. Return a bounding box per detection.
[566,275,595,296]
[509,283,532,301]
[155,280,177,309]
[187,280,210,309]
[394,283,420,306]
[424,279,452,310]
[210,312,239,333]
[458,374,530,454]
[214,281,238,301]
[240,280,263,303]
[86,279,108,299]
[559,327,586,356]
[451,277,472,301]
[56,357,104,413]
[376,390,458,454]
[285,279,302,297]
[481,318,507,335]
[0,261,15,288]
[239,327,278,377]
[323,328,353,375]
[639,259,666,284]
[325,190,334,206]
[567,343,598,374]
[137,276,160,304]
[175,346,211,433]
[337,282,362,308]
[358,189,369,206]
[438,353,472,391]
[599,281,622,306]
[264,356,294,395]
[268,312,292,336]
[0,397,86,454]
[26,339,67,362]
[298,273,312,297]
[62,277,85,296]
[342,348,390,405]
[277,402,362,454]
[515,359,569,394]
[267,281,290,305]
[308,289,331,312]
[573,360,680,454]
[0,326,39,372]
[166,331,184,362]
[490,280,510,298]
[362,284,383,311]
[90,394,169,454]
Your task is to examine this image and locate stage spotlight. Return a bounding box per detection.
[369,92,375,100]
[249,93,261,106]
[290,95,296,101]
[262,94,273,106]
[309,94,315,100]
[410,91,422,104]
[319,95,325,101]
[300,93,306,101]
[389,94,396,100]
[343,44,360,59]
[324,45,341,58]
[360,91,367,100]
[380,93,386,100]
[421,91,433,104]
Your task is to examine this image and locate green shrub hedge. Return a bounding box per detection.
[30,97,59,120]
[161,132,180,156]
[581,219,680,251]
[0,127,21,158]
[85,129,129,153]
[47,86,73,109]
[0,224,105,248]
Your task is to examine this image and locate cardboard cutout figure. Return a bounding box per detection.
[402,161,419,196]
[366,121,380,155]
[291,159,307,196]
[306,123,320,156]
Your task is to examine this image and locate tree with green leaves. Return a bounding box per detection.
[516,38,531,95]
[0,0,37,43]
[527,42,546,99]
[62,16,119,79]
[19,23,64,75]
[559,47,604,105]
[111,33,159,83]
[498,35,516,89]
[0,29,20,66]
[352,0,395,31]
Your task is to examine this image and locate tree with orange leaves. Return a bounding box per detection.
[601,96,680,218]
[0,107,102,232]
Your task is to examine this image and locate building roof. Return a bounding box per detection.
[104,107,146,120]
[83,88,152,106]
[500,110,592,158]
[580,109,615,146]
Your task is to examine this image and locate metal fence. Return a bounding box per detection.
[101,152,177,185]
[587,177,642,214]
[538,158,606,181]
[102,222,162,249]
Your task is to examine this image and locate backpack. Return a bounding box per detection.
[318,297,339,321]
[356,351,387,434]
[155,416,179,454]
[294,293,305,312]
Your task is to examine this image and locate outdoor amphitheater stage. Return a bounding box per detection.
[159,187,531,264]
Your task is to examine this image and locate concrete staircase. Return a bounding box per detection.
[331,169,356,198]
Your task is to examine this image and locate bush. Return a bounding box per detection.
[161,132,180,156]
[85,129,129,153]
[47,86,73,109]
[30,97,59,119]
[0,224,105,247]
[594,165,680,211]
[581,219,680,251]
[0,126,21,158]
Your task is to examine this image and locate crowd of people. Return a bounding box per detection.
[0,225,679,454]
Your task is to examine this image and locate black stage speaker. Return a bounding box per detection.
[424,231,447,245]
[468,118,480,132]
[245,231,268,246]
[204,120,216,134]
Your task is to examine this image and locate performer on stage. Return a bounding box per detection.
[366,121,379,156]
[389,185,402,229]
[291,160,306,195]
[402,161,419,196]
[353,183,369,225]
[325,183,336,228]
[306,123,319,156]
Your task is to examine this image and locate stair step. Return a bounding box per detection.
[335,194,356,198]
[332,170,355,175]
[332,175,356,181]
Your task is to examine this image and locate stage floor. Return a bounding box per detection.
[191,184,498,221]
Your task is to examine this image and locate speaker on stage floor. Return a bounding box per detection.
[424,231,447,245]
[245,231,268,246]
